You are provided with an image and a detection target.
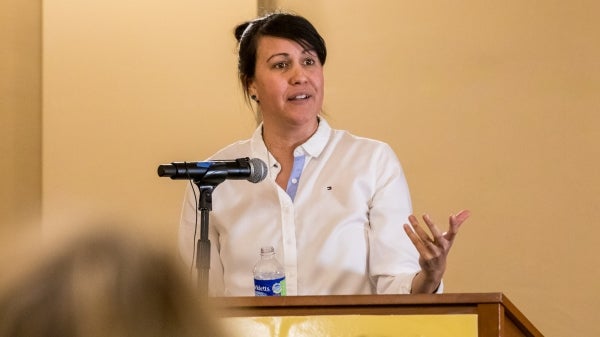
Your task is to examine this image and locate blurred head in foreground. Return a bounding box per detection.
[0,224,226,337]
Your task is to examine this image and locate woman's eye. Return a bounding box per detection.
[304,58,316,66]
[274,62,288,69]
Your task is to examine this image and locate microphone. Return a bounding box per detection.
[157,157,268,184]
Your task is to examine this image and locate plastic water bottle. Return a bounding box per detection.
[253,246,286,296]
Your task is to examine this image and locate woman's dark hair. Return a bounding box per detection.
[234,13,327,102]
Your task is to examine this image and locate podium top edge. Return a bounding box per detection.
[208,292,507,308]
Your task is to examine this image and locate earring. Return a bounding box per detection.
[251,95,260,103]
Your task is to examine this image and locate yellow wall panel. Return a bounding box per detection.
[224,315,477,337]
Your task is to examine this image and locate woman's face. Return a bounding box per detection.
[249,36,324,129]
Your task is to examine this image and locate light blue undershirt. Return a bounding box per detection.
[285,154,306,201]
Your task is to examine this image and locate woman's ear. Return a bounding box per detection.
[248,81,259,102]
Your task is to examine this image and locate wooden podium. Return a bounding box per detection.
[210,293,543,337]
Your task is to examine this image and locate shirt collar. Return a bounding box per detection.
[300,117,330,158]
[250,124,269,163]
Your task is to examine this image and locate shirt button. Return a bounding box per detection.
[291,178,298,184]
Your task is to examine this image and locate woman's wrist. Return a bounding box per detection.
[411,271,443,294]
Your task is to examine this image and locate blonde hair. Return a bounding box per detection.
[0,225,226,337]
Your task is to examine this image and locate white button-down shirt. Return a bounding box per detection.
[179,118,438,296]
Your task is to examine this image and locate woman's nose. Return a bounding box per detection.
[289,65,308,84]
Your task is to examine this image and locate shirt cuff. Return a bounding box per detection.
[376,273,444,294]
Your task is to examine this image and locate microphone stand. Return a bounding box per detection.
[156,158,262,297]
[193,174,227,297]
[194,183,217,298]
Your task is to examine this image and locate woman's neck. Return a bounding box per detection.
[262,117,319,155]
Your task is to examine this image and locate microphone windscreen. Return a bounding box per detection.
[248,158,268,183]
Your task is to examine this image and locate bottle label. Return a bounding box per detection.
[254,276,286,296]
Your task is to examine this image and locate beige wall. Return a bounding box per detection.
[42,1,257,237]
[2,0,595,336]
[0,0,42,233]
[279,2,599,336]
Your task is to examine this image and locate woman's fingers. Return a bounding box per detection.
[445,209,471,241]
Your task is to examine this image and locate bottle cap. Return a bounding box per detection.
[260,246,275,254]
